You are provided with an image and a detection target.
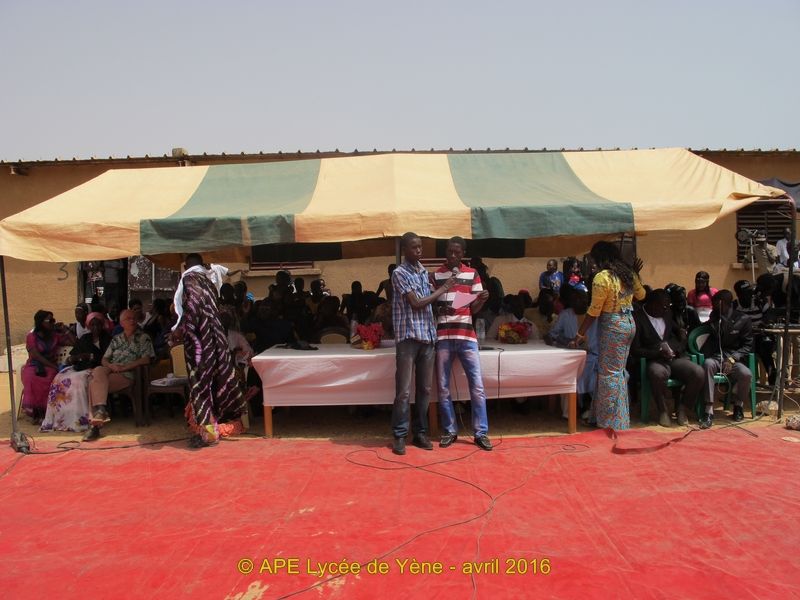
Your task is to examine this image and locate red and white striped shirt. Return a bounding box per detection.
[432,263,483,342]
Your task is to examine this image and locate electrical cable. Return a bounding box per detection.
[275,439,589,599]
[10,431,194,455]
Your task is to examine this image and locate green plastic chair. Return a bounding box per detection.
[639,355,696,423]
[686,324,757,420]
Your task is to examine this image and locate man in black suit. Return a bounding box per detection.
[632,289,704,427]
[699,289,753,429]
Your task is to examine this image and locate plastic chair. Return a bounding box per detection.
[687,324,757,419]
[170,344,188,377]
[639,356,695,423]
[109,365,149,427]
[320,332,348,344]
[145,345,189,424]
[317,327,350,344]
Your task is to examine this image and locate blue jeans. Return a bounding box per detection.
[436,339,488,437]
[391,339,436,438]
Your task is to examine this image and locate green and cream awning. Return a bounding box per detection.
[0,148,786,262]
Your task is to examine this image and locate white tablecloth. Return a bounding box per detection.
[251,341,587,407]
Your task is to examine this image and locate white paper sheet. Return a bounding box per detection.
[451,291,478,309]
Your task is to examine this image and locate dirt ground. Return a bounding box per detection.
[2,371,798,448]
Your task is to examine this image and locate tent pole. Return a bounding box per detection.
[777,197,797,420]
[0,256,28,453]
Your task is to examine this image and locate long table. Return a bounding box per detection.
[251,341,587,437]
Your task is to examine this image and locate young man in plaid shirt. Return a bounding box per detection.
[390,232,455,455]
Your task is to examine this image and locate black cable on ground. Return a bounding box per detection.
[275,439,590,600]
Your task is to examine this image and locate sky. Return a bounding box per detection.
[1,0,798,161]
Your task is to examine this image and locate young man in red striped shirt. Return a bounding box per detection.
[432,236,492,451]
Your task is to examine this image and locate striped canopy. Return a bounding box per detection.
[0,148,786,262]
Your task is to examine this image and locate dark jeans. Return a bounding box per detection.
[391,339,435,439]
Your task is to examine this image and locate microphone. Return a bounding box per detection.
[451,267,460,278]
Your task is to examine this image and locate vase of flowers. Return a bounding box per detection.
[497,321,530,344]
[355,323,384,350]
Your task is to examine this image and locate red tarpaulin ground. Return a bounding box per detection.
[1,425,798,599]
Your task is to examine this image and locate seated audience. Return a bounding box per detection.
[564,257,588,293]
[631,289,704,427]
[83,309,155,441]
[546,289,597,420]
[219,311,256,399]
[733,279,776,385]
[664,283,701,338]
[539,259,564,294]
[368,300,394,339]
[143,298,174,359]
[755,272,800,323]
[474,276,504,328]
[312,296,350,342]
[470,256,490,284]
[294,277,309,299]
[686,271,718,322]
[21,310,69,422]
[250,301,296,353]
[270,269,294,297]
[698,290,753,429]
[284,294,314,342]
[233,280,248,306]
[487,294,539,341]
[518,289,534,309]
[306,278,329,315]
[41,312,112,433]
[524,288,559,339]
[104,301,119,331]
[376,264,397,302]
[341,281,368,323]
[219,283,237,307]
[72,302,90,339]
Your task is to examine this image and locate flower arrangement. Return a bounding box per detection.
[497,321,530,344]
[355,323,384,350]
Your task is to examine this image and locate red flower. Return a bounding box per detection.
[356,323,384,347]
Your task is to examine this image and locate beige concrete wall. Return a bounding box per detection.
[0,165,110,343]
[637,215,742,294]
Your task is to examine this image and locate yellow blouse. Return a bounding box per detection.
[587,270,646,317]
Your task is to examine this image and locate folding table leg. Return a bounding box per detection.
[567,392,577,434]
[263,404,273,438]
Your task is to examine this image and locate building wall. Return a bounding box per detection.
[0,165,109,343]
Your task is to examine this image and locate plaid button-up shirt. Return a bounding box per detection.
[392,260,437,344]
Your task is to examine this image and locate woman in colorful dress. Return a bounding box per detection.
[21,310,67,423]
[572,242,645,429]
[41,312,111,433]
[173,253,247,448]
